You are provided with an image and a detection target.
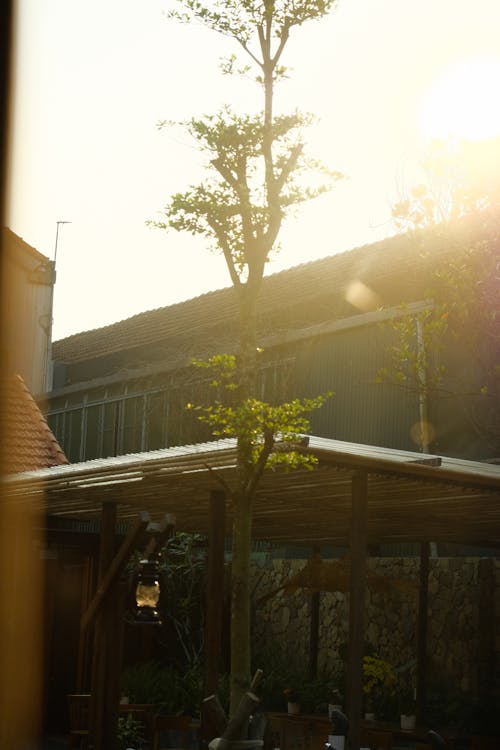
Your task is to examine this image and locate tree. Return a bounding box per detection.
[151,0,340,713]
[378,138,500,455]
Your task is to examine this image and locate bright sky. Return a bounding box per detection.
[6,0,500,340]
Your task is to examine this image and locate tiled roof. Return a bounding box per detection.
[52,217,487,367]
[0,375,69,473]
[53,232,425,365]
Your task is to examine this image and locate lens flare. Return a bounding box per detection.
[420,57,500,142]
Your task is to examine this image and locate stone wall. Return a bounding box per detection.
[250,556,499,701]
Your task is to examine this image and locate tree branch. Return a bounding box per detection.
[271,22,290,69]
[237,36,263,69]
[211,156,256,253]
[209,221,242,289]
[211,158,243,195]
[244,431,274,498]
[275,143,304,193]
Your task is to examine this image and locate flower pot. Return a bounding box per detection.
[287,702,300,715]
[400,714,416,730]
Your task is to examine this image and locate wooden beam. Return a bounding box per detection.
[416,541,429,723]
[81,512,149,633]
[346,471,368,750]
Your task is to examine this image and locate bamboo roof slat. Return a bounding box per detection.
[3,436,499,546]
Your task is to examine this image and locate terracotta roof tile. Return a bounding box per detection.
[0,375,69,473]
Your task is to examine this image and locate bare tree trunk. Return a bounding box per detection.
[229,490,254,717]
[229,284,259,715]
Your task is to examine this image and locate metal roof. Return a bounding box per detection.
[3,436,500,547]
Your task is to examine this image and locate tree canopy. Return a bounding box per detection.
[380,138,500,455]
[153,1,341,301]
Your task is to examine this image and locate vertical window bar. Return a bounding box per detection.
[140,394,147,452]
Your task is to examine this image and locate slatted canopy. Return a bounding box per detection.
[4,434,499,750]
[4,435,500,547]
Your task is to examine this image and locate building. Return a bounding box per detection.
[47,221,498,464]
[1,227,56,395]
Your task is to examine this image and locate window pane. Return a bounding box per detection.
[146,391,167,450]
[102,402,119,458]
[67,410,83,462]
[84,405,101,460]
[121,397,143,455]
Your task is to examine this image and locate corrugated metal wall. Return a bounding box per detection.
[49,317,490,462]
[294,323,421,451]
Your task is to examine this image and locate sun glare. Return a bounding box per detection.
[420,57,500,142]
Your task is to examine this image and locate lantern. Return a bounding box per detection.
[134,557,162,625]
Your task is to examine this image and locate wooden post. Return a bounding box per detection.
[416,541,429,723]
[309,546,320,679]
[477,558,495,713]
[346,470,368,750]
[203,490,226,743]
[76,554,96,692]
[89,502,117,750]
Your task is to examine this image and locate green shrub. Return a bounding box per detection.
[117,713,145,750]
[251,648,342,713]
[121,660,203,716]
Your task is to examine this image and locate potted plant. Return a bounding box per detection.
[283,688,300,715]
[117,713,145,750]
[363,654,396,720]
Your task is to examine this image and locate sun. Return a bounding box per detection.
[420,56,500,142]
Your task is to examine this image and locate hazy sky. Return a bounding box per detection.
[6,0,500,340]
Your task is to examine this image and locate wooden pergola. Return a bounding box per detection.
[4,436,500,749]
